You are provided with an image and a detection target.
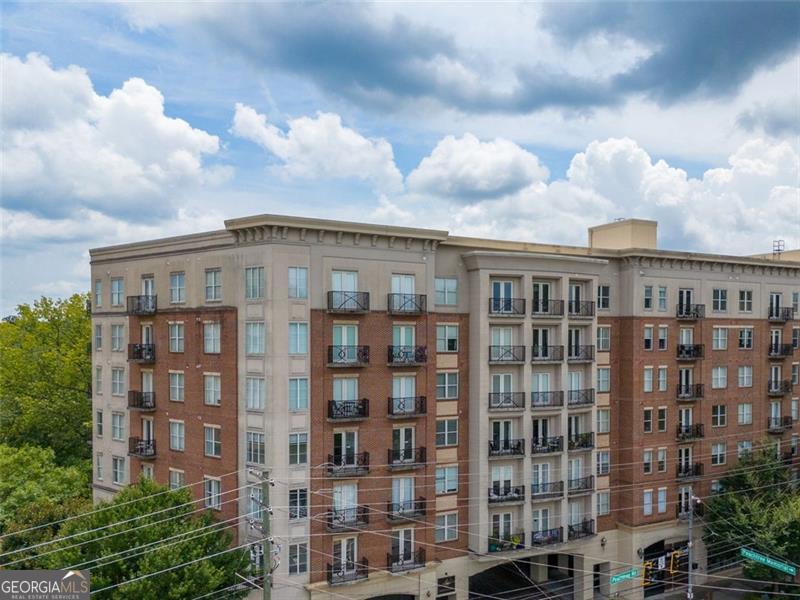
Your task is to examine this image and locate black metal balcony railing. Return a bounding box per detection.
[127,295,156,315]
[386,498,426,521]
[677,462,703,478]
[489,345,526,362]
[568,519,595,540]
[531,299,564,317]
[327,452,370,477]
[768,306,794,322]
[327,505,369,531]
[388,345,427,365]
[531,390,564,408]
[387,396,427,417]
[531,436,564,454]
[530,481,564,498]
[568,300,595,318]
[568,432,594,451]
[676,304,705,320]
[676,383,704,401]
[768,343,793,358]
[488,439,525,457]
[567,345,595,362]
[387,293,427,315]
[782,449,797,465]
[388,447,426,468]
[388,548,425,573]
[531,345,565,362]
[768,380,792,396]
[489,297,526,316]
[327,345,370,366]
[676,503,705,520]
[568,475,595,495]
[567,388,595,407]
[128,437,156,458]
[327,290,370,313]
[677,344,704,360]
[488,392,526,411]
[326,559,368,585]
[488,532,526,553]
[327,399,369,420]
[531,527,563,546]
[128,343,155,363]
[488,485,525,503]
[128,391,155,411]
[767,416,793,432]
[676,423,704,441]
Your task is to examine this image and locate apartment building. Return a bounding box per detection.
[89,215,799,600]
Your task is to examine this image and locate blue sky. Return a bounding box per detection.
[1,2,799,314]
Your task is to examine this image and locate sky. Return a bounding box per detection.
[1,1,799,314]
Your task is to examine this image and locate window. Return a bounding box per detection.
[643,367,653,392]
[793,364,799,385]
[249,486,264,520]
[658,367,667,391]
[436,466,458,494]
[204,374,221,406]
[712,288,727,312]
[169,272,185,304]
[111,324,124,351]
[597,368,610,393]
[739,289,753,312]
[289,378,308,411]
[657,448,667,472]
[738,403,753,425]
[94,280,102,308]
[95,366,103,394]
[289,433,308,465]
[737,440,753,458]
[110,278,124,306]
[169,421,185,451]
[95,410,103,436]
[643,450,653,474]
[435,513,458,542]
[204,322,220,353]
[169,469,185,490]
[643,489,653,516]
[712,405,727,427]
[245,266,265,300]
[203,477,221,509]
[204,426,221,457]
[94,453,103,480]
[657,488,667,514]
[436,372,458,399]
[436,419,458,447]
[597,491,610,516]
[739,328,753,349]
[205,269,221,301]
[795,292,800,314]
[657,407,667,432]
[657,286,667,311]
[711,480,722,495]
[643,326,653,350]
[288,267,308,299]
[112,457,124,485]
[246,377,265,410]
[289,489,308,520]
[247,431,266,464]
[596,450,610,475]
[657,326,668,350]
[436,324,459,352]
[597,326,610,351]
[643,286,653,309]
[168,372,184,402]
[289,543,308,575]
[597,285,610,309]
[246,322,265,355]
[712,327,728,350]
[94,324,102,350]
[111,413,124,441]
[597,409,610,434]
[435,277,458,305]
[712,443,726,465]
[438,576,456,600]
[111,368,124,396]
[288,322,308,354]
[643,408,653,433]
[712,366,727,389]
[169,323,184,352]
[738,366,752,388]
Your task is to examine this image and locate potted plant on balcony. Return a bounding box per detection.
[510,534,523,549]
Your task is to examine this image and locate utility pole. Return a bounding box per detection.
[262,470,272,600]
[687,495,697,600]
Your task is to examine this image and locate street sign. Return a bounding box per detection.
[610,568,639,585]
[740,548,797,576]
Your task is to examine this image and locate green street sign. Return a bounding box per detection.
[740,548,797,576]
[610,568,639,585]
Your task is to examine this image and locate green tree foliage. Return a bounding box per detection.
[0,294,92,465]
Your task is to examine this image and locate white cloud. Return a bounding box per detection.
[231,103,404,193]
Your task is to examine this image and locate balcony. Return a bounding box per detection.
[531,299,564,318]
[567,475,594,496]
[326,559,369,585]
[128,343,155,363]
[768,380,792,397]
[568,432,594,451]
[567,389,595,408]
[326,505,370,532]
[127,295,156,315]
[532,436,564,454]
[488,485,525,504]
[327,290,370,313]
[676,383,704,401]
[488,532,526,553]
[677,344,704,361]
[676,423,704,441]
[530,481,564,500]
[768,343,793,359]
[327,345,370,367]
[531,391,564,409]
[388,447,426,470]
[489,297,526,317]
[782,449,797,465]
[128,437,156,459]
[567,345,595,363]
[769,306,794,323]
[327,452,370,477]
[387,396,426,418]
[677,463,703,479]
[767,416,793,434]
[531,527,563,547]
[388,345,427,366]
[676,304,705,320]
[327,399,369,421]
[388,548,425,573]
[488,438,525,458]
[386,498,426,522]
[127,391,155,411]
[568,519,595,540]
[489,345,526,364]
[387,293,427,315]
[568,300,595,318]
[676,503,704,520]
[488,392,526,411]
[531,345,564,363]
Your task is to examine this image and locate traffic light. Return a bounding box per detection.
[642,560,656,586]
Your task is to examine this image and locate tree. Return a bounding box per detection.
[0,294,92,466]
